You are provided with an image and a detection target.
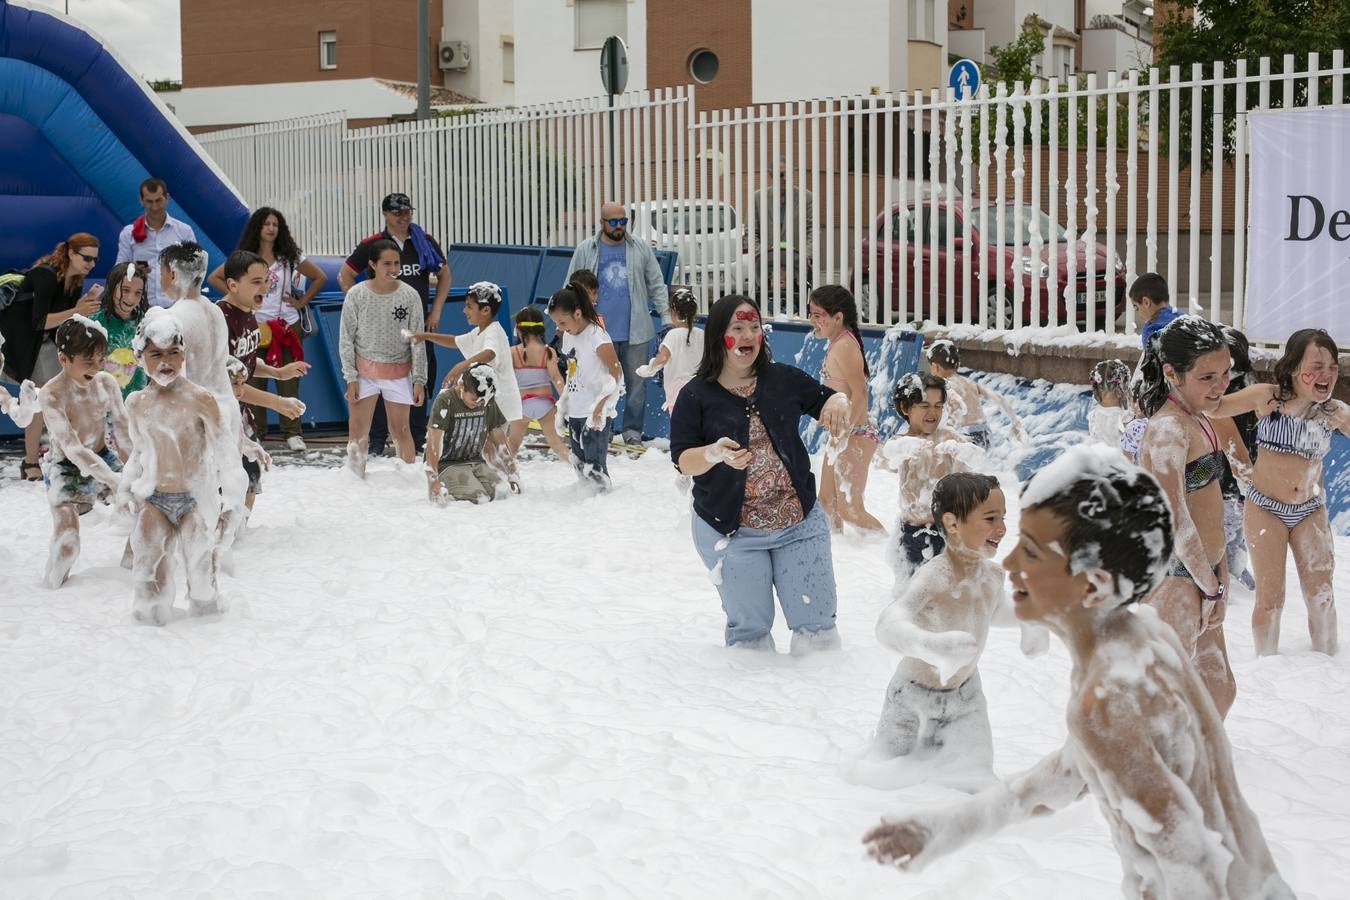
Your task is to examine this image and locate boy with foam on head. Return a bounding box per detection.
[424,364,513,504]
[924,339,1028,449]
[886,373,980,586]
[118,309,229,624]
[857,473,1048,790]
[36,316,131,588]
[864,446,1294,900]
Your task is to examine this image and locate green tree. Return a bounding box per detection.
[986,15,1046,86]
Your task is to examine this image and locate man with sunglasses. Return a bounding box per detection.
[115,177,198,309]
[339,192,452,455]
[566,200,670,445]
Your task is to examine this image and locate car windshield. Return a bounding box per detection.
[979,204,1069,245]
[648,203,737,235]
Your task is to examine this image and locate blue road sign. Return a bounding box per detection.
[948,59,980,101]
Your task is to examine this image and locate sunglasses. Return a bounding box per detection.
[388,208,415,216]
[604,217,629,227]
[76,252,98,264]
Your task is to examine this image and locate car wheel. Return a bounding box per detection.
[984,284,1011,330]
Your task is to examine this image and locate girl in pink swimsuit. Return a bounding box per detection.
[506,307,571,462]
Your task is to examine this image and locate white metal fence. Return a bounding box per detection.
[198,51,1350,334]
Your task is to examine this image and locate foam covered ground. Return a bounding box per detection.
[1,387,1348,898]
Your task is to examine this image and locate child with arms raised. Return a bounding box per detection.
[808,285,885,533]
[861,473,1045,788]
[118,310,229,624]
[424,365,513,504]
[887,373,975,586]
[925,340,1027,449]
[37,316,131,588]
[864,446,1294,900]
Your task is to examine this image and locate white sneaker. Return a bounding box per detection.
[622,430,644,446]
[286,436,307,451]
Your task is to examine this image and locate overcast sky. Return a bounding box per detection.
[29,0,182,81]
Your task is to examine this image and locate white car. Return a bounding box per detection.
[626,200,750,294]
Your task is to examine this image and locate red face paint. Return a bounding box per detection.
[1301,371,1319,385]
[734,309,759,322]
[724,334,737,350]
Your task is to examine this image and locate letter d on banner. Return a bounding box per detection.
[1247,107,1350,345]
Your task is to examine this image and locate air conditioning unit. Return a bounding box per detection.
[439,41,471,71]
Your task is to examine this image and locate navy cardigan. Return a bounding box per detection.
[669,362,836,535]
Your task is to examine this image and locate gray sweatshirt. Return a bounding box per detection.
[338,281,427,385]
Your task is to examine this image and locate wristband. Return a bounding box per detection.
[1201,582,1225,604]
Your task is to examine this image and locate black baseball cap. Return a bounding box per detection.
[382,192,413,212]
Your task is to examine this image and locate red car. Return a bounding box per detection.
[855,201,1127,329]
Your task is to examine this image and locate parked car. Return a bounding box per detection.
[626,200,747,293]
[854,201,1127,329]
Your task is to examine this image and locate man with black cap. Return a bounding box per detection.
[339,192,452,454]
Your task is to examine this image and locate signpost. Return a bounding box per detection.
[948,58,980,101]
[600,36,628,199]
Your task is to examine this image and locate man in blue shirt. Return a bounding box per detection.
[1131,272,1180,348]
[567,201,671,445]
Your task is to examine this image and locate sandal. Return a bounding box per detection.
[20,462,41,482]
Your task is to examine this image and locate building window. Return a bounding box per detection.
[319,31,337,70]
[575,0,626,51]
[688,49,719,84]
[503,39,515,83]
[1053,43,1074,83]
[909,0,936,42]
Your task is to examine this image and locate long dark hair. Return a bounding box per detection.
[694,294,773,382]
[669,287,699,345]
[810,284,868,377]
[1136,315,1227,417]
[1273,328,1340,403]
[102,262,149,320]
[237,207,301,267]
[515,305,547,345]
[547,284,601,325]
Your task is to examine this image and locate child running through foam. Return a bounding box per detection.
[1087,359,1132,454]
[808,285,885,534]
[90,262,149,398]
[118,310,229,625]
[1214,327,1348,656]
[864,446,1295,900]
[862,473,1046,789]
[887,373,975,587]
[424,365,513,504]
[36,316,131,589]
[635,286,704,415]
[546,283,624,491]
[339,238,426,476]
[504,306,570,462]
[925,340,1027,449]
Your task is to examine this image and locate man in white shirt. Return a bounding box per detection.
[116,178,198,309]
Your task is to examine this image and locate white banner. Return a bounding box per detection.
[1246,106,1350,345]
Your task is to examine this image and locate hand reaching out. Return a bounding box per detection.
[862,818,931,870]
[819,393,852,439]
[276,397,306,420]
[705,437,752,469]
[635,358,663,378]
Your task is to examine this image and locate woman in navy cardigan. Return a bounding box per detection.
[669,294,852,652]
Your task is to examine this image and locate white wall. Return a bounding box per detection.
[164,79,418,129]
[513,0,648,106]
[1081,27,1152,75]
[750,0,898,102]
[440,0,516,106]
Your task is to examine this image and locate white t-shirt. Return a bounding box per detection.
[660,326,704,386]
[560,323,620,418]
[256,256,307,325]
[456,321,522,421]
[1087,405,1126,449]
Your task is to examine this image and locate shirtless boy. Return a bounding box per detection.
[119,310,228,624]
[887,373,976,585]
[37,316,131,588]
[925,340,1027,449]
[865,447,1293,900]
[867,473,1045,787]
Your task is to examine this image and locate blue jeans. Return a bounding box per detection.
[691,504,839,646]
[613,339,650,437]
[566,416,613,490]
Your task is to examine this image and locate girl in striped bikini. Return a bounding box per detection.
[1215,328,1346,656]
[1137,315,1237,718]
[505,307,571,463]
[809,286,885,534]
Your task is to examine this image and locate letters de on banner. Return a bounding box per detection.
[1247,106,1350,345]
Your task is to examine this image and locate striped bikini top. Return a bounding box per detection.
[1256,401,1332,461]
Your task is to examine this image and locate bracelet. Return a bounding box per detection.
[1201,582,1225,604]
